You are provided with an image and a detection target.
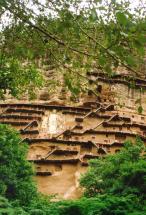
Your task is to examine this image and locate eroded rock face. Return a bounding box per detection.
[0,72,146,200]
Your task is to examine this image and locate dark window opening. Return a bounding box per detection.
[97,85,102,93]
[81,144,92,152]
[115,149,120,153]
[50,146,56,150]
[55,164,62,171]
[36,166,41,171]
[115,134,126,141]
[98,148,106,155]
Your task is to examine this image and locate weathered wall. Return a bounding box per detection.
[0,71,146,200]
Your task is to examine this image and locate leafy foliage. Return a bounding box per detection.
[80,137,146,198]
[0,124,37,206]
[0,195,29,214]
[0,54,44,99]
[53,195,146,215]
[0,0,146,98]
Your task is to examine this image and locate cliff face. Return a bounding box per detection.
[0,71,146,200]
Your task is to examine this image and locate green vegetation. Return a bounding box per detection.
[0,0,146,98]
[80,137,146,198]
[0,124,145,214]
[0,124,37,206]
[0,57,44,99]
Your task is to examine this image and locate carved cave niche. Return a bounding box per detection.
[36,165,41,171]
[80,144,92,153]
[55,164,62,172]
[115,149,120,153]
[115,134,126,142]
[97,148,106,155]
[50,145,56,151]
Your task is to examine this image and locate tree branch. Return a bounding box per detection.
[76,21,141,76]
[1,3,96,58]
[50,50,90,81]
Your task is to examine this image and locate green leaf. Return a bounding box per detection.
[64,75,80,96]
[138,105,143,114]
[116,12,128,26]
[104,64,112,76]
[126,56,135,67]
[137,35,146,44]
[98,56,106,66]
[89,8,98,22]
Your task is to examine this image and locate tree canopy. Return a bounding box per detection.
[0,0,146,99]
[0,124,37,206]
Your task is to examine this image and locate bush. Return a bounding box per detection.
[0,124,37,206]
[80,137,146,198]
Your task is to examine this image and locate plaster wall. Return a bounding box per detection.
[35,163,86,199]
